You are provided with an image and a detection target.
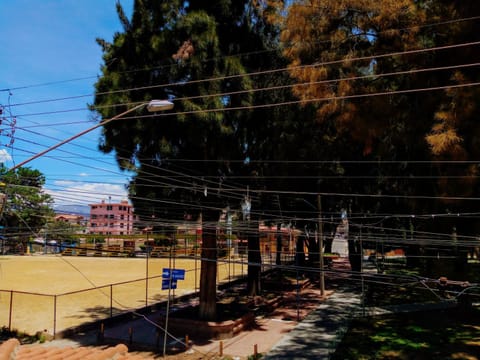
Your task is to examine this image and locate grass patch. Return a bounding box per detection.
[0,326,39,344]
[331,307,480,359]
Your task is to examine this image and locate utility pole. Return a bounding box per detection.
[317,194,325,296]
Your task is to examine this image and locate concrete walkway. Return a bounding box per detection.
[34,258,366,359]
[44,286,360,359]
[264,286,361,360]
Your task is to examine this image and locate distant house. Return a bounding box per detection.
[88,199,134,235]
[54,214,86,226]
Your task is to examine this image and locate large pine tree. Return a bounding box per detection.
[93,0,290,319]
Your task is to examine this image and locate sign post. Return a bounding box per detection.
[162,268,185,356]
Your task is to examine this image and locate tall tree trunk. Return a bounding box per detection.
[295,235,305,268]
[247,219,261,296]
[347,234,361,272]
[275,223,282,265]
[198,219,217,321]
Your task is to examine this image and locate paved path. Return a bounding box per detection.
[264,286,361,360]
[36,258,365,359]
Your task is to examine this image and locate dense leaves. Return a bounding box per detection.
[93,0,295,319]
[0,166,54,245]
[93,1,480,298]
[263,0,480,273]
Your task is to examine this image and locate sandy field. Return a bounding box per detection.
[0,254,247,336]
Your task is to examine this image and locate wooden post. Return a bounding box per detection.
[8,291,13,331]
[219,341,223,356]
[129,327,133,344]
[185,334,189,349]
[110,285,113,318]
[53,295,57,338]
[254,344,258,357]
[317,195,325,296]
[98,323,105,343]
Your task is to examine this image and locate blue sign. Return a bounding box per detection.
[162,268,185,280]
[162,279,177,290]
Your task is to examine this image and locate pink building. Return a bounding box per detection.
[88,199,134,235]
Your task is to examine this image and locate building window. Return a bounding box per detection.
[120,223,124,228]
[91,223,97,227]
[107,205,113,211]
[109,214,114,219]
[91,215,97,219]
[120,214,124,220]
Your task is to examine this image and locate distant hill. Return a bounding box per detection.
[54,204,90,216]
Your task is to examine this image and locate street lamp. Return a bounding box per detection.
[0,99,174,252]
[8,99,174,172]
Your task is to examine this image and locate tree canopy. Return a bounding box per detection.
[93,0,298,320]
[0,166,54,244]
[267,0,480,219]
[93,0,480,296]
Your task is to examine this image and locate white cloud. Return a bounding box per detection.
[0,149,12,164]
[46,180,129,206]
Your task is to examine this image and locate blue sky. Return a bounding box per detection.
[0,0,135,207]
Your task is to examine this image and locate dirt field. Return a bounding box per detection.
[0,254,247,336]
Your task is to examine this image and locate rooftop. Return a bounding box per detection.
[0,339,149,360]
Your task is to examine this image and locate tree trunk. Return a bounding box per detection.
[198,223,217,321]
[295,235,305,268]
[275,223,282,265]
[347,235,361,272]
[247,219,261,296]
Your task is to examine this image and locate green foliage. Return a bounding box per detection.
[331,307,480,359]
[92,0,480,286]
[0,166,54,243]
[0,326,39,344]
[247,353,263,360]
[92,1,297,224]
[43,220,84,243]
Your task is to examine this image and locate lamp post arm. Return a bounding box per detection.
[9,103,147,172]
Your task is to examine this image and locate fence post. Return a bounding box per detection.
[110,285,113,318]
[8,290,13,331]
[53,295,57,338]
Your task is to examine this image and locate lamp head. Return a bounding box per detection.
[147,100,174,112]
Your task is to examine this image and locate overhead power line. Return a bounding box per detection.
[6,40,480,117]
[3,13,480,95]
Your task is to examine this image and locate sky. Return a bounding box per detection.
[0,0,135,209]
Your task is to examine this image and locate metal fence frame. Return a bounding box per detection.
[0,272,197,337]
[0,259,249,338]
